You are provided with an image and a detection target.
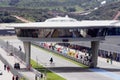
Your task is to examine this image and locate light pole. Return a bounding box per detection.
[36,56,38,67]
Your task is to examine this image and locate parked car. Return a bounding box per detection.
[0,70,2,75]
[14,63,20,69]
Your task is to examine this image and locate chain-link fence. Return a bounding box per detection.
[0,39,26,63]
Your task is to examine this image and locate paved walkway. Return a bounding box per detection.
[1,39,120,80]
[0,42,36,80]
[0,60,13,80]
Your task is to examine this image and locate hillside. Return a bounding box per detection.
[0,0,120,12]
[1,0,120,23]
[81,1,120,20]
[0,7,55,23]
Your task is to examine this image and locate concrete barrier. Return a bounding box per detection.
[32,42,90,67]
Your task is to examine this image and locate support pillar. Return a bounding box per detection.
[23,41,31,69]
[90,41,100,68]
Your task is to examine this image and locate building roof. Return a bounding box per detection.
[45,15,77,22]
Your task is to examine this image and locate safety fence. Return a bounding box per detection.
[0,39,26,63]
[32,42,92,67]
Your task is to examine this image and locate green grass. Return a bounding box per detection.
[75,5,84,12]
[31,60,66,80]
[31,44,88,80]
[20,77,28,80]
[32,44,88,68]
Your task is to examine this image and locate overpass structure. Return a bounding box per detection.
[8,16,120,68]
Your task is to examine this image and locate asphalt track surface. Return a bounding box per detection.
[1,39,120,80]
[30,45,120,80]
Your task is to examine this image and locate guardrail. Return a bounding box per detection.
[0,39,46,80]
[32,42,91,67]
[0,39,26,62]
